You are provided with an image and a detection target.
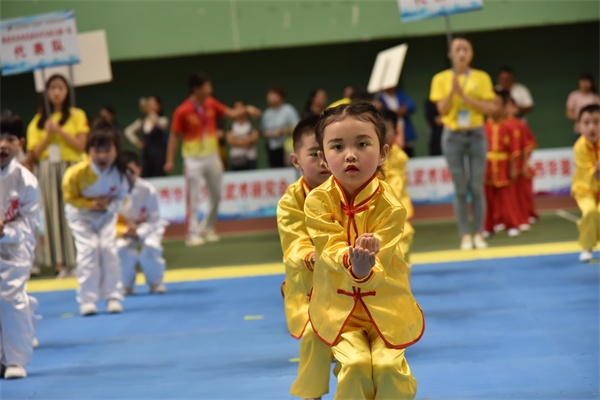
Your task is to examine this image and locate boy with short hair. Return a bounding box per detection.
[381,110,415,261]
[0,110,40,379]
[571,104,600,262]
[277,115,333,400]
[483,91,522,237]
[117,151,168,294]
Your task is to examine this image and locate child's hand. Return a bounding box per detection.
[91,197,110,211]
[349,234,379,278]
[124,226,138,239]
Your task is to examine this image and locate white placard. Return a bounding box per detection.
[1,10,80,76]
[367,43,408,94]
[33,30,111,91]
[398,0,483,23]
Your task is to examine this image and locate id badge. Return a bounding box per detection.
[48,144,61,163]
[457,109,470,128]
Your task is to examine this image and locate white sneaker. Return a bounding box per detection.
[473,234,488,249]
[150,283,167,294]
[460,235,473,250]
[185,235,205,247]
[4,365,27,379]
[124,287,135,296]
[107,299,123,314]
[519,224,531,232]
[204,228,220,243]
[508,228,520,237]
[529,216,538,224]
[32,337,39,348]
[80,302,97,316]
[493,223,506,233]
[482,231,491,239]
[579,250,593,262]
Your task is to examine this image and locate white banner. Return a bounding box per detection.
[148,148,573,222]
[398,0,483,23]
[1,10,80,76]
[405,147,574,204]
[147,168,298,223]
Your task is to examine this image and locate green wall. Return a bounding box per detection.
[2,22,598,171]
[1,0,598,61]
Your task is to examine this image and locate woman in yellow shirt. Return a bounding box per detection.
[26,74,89,275]
[430,37,496,251]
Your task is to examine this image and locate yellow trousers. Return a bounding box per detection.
[291,323,334,398]
[575,195,600,250]
[331,303,417,400]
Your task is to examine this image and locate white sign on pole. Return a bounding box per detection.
[0,10,80,76]
[367,43,408,94]
[33,30,112,91]
[398,0,483,23]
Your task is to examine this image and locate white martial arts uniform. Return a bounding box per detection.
[0,158,40,367]
[62,160,129,305]
[116,178,167,290]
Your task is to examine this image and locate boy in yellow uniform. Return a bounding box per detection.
[571,104,600,262]
[381,110,415,262]
[277,115,333,400]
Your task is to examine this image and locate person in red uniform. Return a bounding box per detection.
[484,90,522,237]
[506,97,539,227]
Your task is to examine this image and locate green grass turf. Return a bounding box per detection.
[30,211,579,279]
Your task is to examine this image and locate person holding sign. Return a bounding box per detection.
[429,37,496,251]
[165,72,261,247]
[26,74,89,276]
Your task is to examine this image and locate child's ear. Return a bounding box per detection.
[290,153,302,171]
[19,138,25,149]
[379,144,389,167]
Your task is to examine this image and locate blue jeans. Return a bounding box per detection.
[442,127,488,236]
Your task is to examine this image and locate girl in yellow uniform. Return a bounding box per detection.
[305,102,424,399]
[571,104,600,262]
[277,115,333,400]
[26,74,89,275]
[62,128,130,316]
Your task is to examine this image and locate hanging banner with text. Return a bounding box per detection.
[0,10,80,76]
[398,0,483,23]
[147,148,572,223]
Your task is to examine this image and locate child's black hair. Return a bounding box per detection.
[189,71,211,93]
[36,74,71,129]
[292,115,321,152]
[120,150,141,168]
[494,89,512,105]
[498,65,514,75]
[267,86,286,99]
[380,108,398,130]
[0,109,25,139]
[578,104,600,121]
[86,126,132,187]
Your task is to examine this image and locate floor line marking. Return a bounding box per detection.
[28,241,580,294]
[555,209,579,223]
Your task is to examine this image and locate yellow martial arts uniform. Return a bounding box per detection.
[384,144,415,260]
[571,136,600,250]
[305,176,424,400]
[277,177,333,399]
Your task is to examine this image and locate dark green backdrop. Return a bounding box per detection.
[2,22,598,173]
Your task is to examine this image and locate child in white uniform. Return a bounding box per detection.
[62,127,130,316]
[117,151,167,295]
[0,110,40,379]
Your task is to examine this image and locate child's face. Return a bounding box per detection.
[506,101,518,117]
[491,97,505,119]
[146,97,160,115]
[291,133,330,190]
[48,78,68,107]
[320,117,387,197]
[266,91,283,108]
[126,161,142,180]
[89,144,117,171]
[579,111,600,143]
[0,133,22,169]
[233,101,247,121]
[579,78,592,93]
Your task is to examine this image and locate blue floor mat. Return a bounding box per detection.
[2,252,598,399]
